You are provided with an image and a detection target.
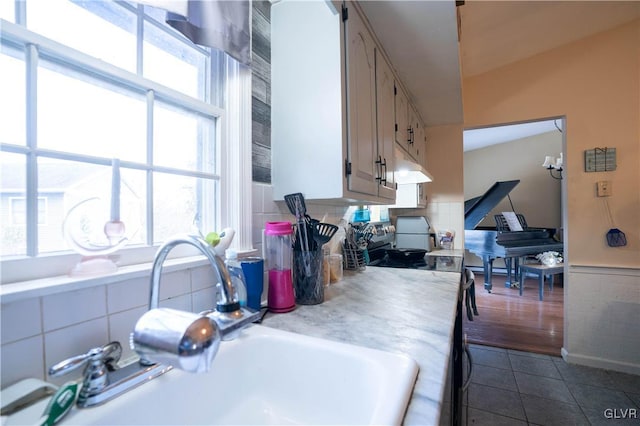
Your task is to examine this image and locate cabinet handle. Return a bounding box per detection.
[381,158,387,185]
[375,156,383,182]
[407,128,414,145]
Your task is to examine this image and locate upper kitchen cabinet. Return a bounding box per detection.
[394,86,424,164]
[407,105,422,162]
[413,113,427,168]
[271,0,394,204]
[345,2,379,198]
[374,49,396,200]
[394,85,411,157]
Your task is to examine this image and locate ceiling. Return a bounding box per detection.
[358,0,640,136]
[463,118,562,152]
[359,1,463,127]
[458,1,640,78]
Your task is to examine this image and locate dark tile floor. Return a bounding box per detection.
[460,344,640,426]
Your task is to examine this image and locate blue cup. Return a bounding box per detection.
[240,257,264,311]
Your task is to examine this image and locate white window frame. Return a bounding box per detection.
[0,10,253,285]
[9,196,48,226]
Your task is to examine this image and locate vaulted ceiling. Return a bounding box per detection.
[359,0,640,128]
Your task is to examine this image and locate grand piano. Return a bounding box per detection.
[465,180,564,292]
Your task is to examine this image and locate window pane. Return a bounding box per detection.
[0,46,26,146]
[0,0,15,22]
[153,172,216,244]
[154,102,216,173]
[143,21,208,100]
[38,61,147,162]
[26,0,136,72]
[1,152,26,256]
[38,158,146,254]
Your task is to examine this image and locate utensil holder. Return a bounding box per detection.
[342,240,366,271]
[293,249,324,305]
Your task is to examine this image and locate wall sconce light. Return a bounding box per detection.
[542,153,563,180]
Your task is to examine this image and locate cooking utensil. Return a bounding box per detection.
[284,192,312,224]
[284,193,312,274]
[386,248,427,262]
[314,222,338,247]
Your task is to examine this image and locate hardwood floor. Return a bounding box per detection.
[463,272,564,356]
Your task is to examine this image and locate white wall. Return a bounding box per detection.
[564,266,640,375]
[464,131,562,229]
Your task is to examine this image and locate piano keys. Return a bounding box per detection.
[464,180,563,292]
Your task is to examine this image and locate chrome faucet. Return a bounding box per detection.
[132,234,261,370]
[148,234,238,312]
[48,342,170,408]
[48,234,261,408]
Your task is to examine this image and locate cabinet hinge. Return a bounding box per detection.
[342,5,348,22]
[345,160,352,176]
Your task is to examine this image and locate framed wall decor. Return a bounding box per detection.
[584,147,616,172]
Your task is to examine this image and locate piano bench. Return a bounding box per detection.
[519,263,564,301]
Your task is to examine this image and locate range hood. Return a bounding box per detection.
[394,148,433,184]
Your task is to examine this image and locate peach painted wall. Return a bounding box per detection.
[424,124,465,243]
[464,19,639,268]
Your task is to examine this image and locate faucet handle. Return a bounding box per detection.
[49,342,122,377]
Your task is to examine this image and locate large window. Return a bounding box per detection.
[0,1,239,279]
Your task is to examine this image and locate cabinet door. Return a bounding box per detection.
[418,182,427,207]
[375,51,396,200]
[407,105,421,161]
[345,7,378,196]
[414,117,425,166]
[394,85,410,153]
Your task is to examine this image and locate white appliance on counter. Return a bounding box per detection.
[395,216,432,251]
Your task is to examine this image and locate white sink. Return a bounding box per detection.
[61,325,418,425]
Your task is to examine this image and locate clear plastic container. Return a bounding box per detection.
[437,229,455,250]
[328,254,343,283]
[225,249,247,307]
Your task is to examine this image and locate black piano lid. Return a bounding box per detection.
[464,180,520,230]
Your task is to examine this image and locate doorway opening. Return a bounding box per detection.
[462,117,566,356]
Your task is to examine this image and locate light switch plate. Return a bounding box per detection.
[597,181,612,197]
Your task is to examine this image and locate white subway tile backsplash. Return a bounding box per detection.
[0,336,45,387]
[44,317,109,386]
[107,276,149,314]
[191,287,217,314]
[157,293,191,312]
[190,266,216,292]
[157,269,191,302]
[108,306,147,363]
[42,286,107,332]
[1,298,41,344]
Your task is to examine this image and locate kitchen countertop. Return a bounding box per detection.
[262,250,463,425]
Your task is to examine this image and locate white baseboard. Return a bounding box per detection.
[562,347,640,376]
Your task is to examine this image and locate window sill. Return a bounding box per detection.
[0,256,212,304]
[1,246,259,304]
